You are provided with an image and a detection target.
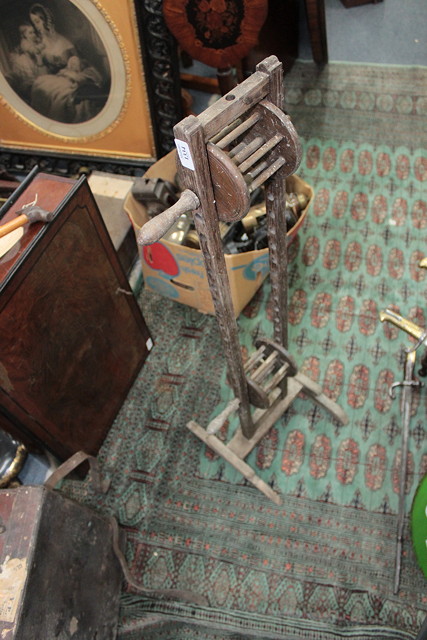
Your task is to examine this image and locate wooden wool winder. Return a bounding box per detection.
[138,56,348,504]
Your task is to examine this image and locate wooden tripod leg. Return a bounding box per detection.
[294,372,349,425]
[228,378,302,458]
[259,58,289,349]
[174,116,255,439]
[187,421,282,505]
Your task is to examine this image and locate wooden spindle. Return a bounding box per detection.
[228,142,247,158]
[250,157,286,192]
[215,112,260,149]
[264,363,291,394]
[232,137,265,164]
[238,134,283,173]
[243,345,266,374]
[210,118,242,144]
[250,351,278,384]
[245,161,269,182]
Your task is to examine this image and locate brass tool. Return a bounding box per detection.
[379,308,427,357]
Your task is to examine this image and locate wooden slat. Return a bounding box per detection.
[238,134,283,173]
[197,71,270,140]
[215,113,261,149]
[228,378,303,458]
[294,372,349,425]
[187,420,282,505]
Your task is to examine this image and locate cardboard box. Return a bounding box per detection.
[88,171,137,275]
[124,151,312,316]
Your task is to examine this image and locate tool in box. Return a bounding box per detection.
[138,55,348,504]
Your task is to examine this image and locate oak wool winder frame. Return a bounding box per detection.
[138,56,348,505]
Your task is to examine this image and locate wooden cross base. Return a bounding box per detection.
[188,370,348,505]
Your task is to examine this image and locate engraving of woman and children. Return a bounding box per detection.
[7,3,108,124]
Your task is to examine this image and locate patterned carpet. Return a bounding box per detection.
[64,62,427,638]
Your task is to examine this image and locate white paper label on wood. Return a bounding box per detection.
[174,139,195,171]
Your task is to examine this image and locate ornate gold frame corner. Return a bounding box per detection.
[0,0,182,168]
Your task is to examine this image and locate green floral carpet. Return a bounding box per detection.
[64,62,426,639]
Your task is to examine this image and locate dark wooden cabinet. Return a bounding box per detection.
[0,171,152,461]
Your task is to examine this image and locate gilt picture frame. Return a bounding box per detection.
[0,0,182,167]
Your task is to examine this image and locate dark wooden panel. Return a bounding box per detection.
[0,172,152,460]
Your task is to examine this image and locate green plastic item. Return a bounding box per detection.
[411,474,427,579]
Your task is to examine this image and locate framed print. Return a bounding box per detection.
[0,0,181,166]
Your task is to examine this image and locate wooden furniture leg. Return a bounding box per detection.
[304,0,328,65]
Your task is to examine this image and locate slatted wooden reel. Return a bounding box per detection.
[138,56,348,504]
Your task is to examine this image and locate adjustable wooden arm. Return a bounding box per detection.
[137,189,200,245]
